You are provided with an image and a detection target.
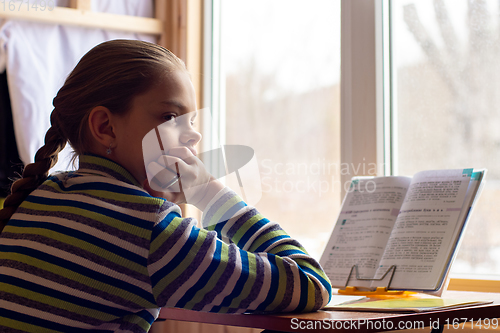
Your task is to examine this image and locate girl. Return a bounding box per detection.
[0,40,331,332]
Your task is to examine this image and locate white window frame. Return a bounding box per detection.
[340,0,386,200]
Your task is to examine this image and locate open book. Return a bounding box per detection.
[319,169,485,295]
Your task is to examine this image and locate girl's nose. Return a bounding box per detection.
[180,126,202,147]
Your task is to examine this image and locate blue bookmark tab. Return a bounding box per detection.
[462,168,473,177]
[471,171,482,181]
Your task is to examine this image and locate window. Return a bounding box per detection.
[210,0,341,259]
[209,0,500,287]
[391,0,500,278]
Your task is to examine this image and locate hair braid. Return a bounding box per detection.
[0,110,66,232]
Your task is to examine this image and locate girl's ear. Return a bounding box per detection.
[88,106,116,148]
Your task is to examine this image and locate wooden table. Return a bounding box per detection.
[158,291,500,332]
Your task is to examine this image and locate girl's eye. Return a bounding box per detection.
[164,114,177,123]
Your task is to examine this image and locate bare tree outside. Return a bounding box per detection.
[395,0,500,275]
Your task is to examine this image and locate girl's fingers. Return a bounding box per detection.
[167,147,198,164]
[147,161,181,192]
[154,154,203,186]
[146,147,214,207]
[155,155,182,171]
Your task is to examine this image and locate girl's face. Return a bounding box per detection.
[111,70,201,184]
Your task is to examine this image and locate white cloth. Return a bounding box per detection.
[0,0,155,172]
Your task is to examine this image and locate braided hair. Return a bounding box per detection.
[0,39,186,232]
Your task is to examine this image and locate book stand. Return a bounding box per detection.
[338,265,416,297]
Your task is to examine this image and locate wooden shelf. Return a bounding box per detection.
[0,5,163,36]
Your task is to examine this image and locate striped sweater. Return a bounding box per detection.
[0,155,332,332]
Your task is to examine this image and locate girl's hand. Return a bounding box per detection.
[143,147,224,210]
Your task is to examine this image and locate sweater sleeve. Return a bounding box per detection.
[147,188,332,313]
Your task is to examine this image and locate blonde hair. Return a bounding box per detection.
[0,39,186,232]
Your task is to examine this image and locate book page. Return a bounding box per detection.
[435,170,485,290]
[375,169,472,291]
[320,176,412,289]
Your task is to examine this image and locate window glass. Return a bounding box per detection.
[219,0,341,258]
[392,0,500,276]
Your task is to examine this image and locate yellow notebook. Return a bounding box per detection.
[327,298,493,313]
